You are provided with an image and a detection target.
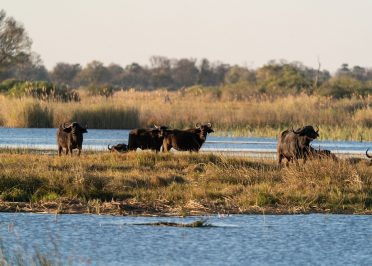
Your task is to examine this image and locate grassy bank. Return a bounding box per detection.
[0,151,371,215]
[0,91,372,140]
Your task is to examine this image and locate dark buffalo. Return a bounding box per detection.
[108,143,129,153]
[57,122,87,156]
[309,146,337,161]
[128,125,168,152]
[161,123,214,152]
[277,125,319,165]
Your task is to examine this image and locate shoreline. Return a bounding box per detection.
[1,199,371,216]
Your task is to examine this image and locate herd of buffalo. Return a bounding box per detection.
[56,122,371,165]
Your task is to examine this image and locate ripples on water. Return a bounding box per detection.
[0,128,371,157]
[0,213,371,265]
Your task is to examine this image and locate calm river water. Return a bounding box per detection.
[0,213,371,265]
[0,127,371,157]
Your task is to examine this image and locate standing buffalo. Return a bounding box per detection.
[57,122,87,156]
[108,143,128,153]
[128,125,168,152]
[161,123,214,152]
[277,125,319,166]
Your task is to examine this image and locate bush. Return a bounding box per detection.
[86,86,114,98]
[7,81,80,102]
[317,76,364,98]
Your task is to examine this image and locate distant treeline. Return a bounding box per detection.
[1,9,372,98]
[0,10,372,101]
[2,58,372,99]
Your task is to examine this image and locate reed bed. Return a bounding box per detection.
[0,151,370,215]
[0,90,371,140]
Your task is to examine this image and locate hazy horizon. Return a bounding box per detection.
[2,0,372,72]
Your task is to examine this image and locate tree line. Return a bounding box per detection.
[1,9,372,99]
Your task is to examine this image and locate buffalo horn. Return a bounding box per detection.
[195,123,201,128]
[207,122,212,128]
[62,122,72,129]
[108,145,112,151]
[293,127,302,134]
[366,148,372,159]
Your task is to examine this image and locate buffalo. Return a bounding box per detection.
[277,125,319,166]
[161,123,214,152]
[108,143,128,153]
[309,146,337,161]
[128,125,168,152]
[57,122,87,156]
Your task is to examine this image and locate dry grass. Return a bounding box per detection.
[0,151,371,215]
[0,90,372,140]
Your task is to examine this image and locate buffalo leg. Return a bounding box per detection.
[278,154,283,165]
[162,143,171,152]
[78,149,81,156]
[58,146,63,156]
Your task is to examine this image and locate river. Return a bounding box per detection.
[0,128,371,157]
[0,213,371,265]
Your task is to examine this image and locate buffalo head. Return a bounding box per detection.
[63,122,88,134]
[200,123,214,134]
[293,125,319,140]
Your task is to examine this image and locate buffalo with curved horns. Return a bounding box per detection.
[277,125,319,166]
[161,123,214,152]
[57,122,87,156]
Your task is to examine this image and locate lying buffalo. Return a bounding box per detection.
[128,125,168,152]
[309,146,337,161]
[161,123,214,152]
[277,125,319,166]
[57,122,88,156]
[108,143,128,153]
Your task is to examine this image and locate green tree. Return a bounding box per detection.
[172,58,199,88]
[74,61,110,86]
[317,76,363,98]
[0,10,32,77]
[50,62,81,86]
[256,61,311,94]
[224,65,255,84]
[150,56,173,89]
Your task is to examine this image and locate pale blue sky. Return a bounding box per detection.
[2,0,372,72]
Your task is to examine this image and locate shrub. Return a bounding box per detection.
[86,85,114,98]
[7,81,80,102]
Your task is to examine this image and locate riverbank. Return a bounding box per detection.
[0,151,371,215]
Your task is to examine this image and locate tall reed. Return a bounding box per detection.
[0,90,371,140]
